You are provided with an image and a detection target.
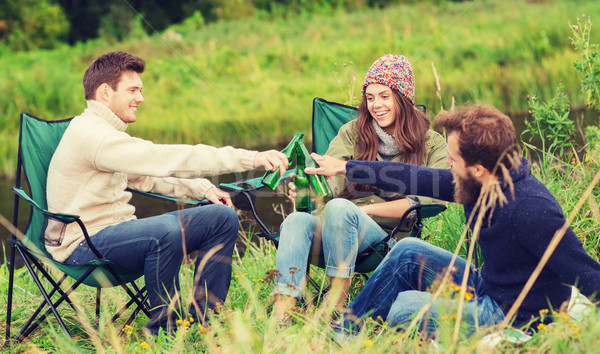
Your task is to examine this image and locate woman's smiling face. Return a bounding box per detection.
[365,83,397,134]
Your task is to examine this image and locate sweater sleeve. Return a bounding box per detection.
[345,160,455,202]
[323,123,358,197]
[512,197,600,299]
[411,131,449,205]
[93,130,257,178]
[127,175,215,200]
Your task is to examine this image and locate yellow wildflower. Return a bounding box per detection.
[183,319,191,328]
[140,341,149,349]
[189,317,194,323]
[364,339,373,347]
[537,323,548,331]
[176,319,183,325]
[555,311,570,322]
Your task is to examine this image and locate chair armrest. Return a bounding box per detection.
[219,168,296,192]
[126,188,210,206]
[388,202,448,241]
[417,203,447,219]
[218,169,295,235]
[12,187,108,259]
[12,187,79,224]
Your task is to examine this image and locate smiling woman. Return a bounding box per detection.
[270,54,449,320]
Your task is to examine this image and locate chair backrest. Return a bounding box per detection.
[311,97,426,155]
[16,113,72,257]
[15,113,141,287]
[311,98,358,155]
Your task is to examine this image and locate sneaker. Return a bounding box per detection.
[328,320,358,345]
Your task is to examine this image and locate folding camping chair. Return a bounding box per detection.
[4,113,206,344]
[220,97,447,295]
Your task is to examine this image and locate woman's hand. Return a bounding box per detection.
[286,174,297,202]
[253,150,289,176]
[204,186,234,208]
[304,153,347,177]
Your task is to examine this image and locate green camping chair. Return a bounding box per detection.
[5,113,206,344]
[220,97,446,295]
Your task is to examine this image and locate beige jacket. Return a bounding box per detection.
[46,100,257,262]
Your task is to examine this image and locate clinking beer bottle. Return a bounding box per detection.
[261,131,304,190]
[293,146,312,212]
[295,140,332,199]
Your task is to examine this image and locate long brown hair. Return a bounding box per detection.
[341,89,430,199]
[356,89,430,165]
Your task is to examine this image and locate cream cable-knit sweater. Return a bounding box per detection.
[46,100,257,262]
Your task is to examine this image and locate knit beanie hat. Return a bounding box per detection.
[361,54,415,105]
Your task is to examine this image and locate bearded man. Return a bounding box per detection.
[306,104,600,336]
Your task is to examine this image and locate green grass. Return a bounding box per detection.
[1,0,600,178]
[1,151,598,352]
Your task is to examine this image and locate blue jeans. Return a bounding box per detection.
[273,198,392,298]
[64,204,239,334]
[343,237,505,336]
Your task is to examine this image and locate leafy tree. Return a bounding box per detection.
[0,0,69,50]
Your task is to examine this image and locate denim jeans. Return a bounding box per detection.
[343,237,505,336]
[273,198,391,298]
[64,204,239,334]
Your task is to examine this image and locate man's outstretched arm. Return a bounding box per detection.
[306,153,455,202]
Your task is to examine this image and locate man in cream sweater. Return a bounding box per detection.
[46,51,288,334]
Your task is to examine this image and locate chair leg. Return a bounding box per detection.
[96,288,101,322]
[16,251,101,342]
[4,239,17,346]
[103,265,152,319]
[27,255,79,312]
[111,285,149,323]
[15,250,72,342]
[118,292,150,337]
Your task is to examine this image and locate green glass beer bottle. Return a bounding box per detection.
[295,140,332,199]
[293,146,312,212]
[261,131,304,190]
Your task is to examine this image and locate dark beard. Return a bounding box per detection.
[453,170,482,205]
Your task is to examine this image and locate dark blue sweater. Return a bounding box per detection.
[345,158,600,325]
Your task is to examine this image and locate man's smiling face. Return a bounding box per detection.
[106,70,144,123]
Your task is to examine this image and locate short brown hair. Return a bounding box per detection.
[436,104,519,175]
[83,51,145,100]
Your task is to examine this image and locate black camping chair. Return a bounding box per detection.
[219,98,446,299]
[5,113,207,344]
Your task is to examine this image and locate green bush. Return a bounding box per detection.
[0,0,69,51]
